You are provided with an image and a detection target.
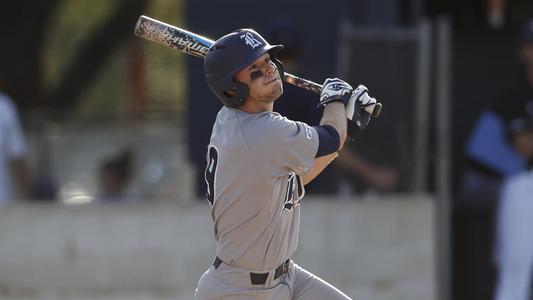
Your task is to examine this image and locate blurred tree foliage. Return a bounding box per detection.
[0,0,184,121]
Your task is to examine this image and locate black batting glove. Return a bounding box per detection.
[346,84,377,139]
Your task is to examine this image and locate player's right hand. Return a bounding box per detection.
[346,84,376,139]
[318,78,353,107]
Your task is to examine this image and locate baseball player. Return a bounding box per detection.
[194,28,377,300]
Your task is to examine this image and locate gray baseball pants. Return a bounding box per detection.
[195,260,352,300]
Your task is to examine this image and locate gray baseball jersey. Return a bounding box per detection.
[204,106,318,271]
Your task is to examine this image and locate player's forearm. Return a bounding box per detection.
[301,152,338,185]
[319,102,347,150]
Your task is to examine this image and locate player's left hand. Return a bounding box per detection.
[346,84,377,138]
[318,78,353,107]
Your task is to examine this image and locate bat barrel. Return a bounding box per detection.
[135,15,212,58]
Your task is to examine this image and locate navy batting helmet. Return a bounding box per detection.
[204,29,284,107]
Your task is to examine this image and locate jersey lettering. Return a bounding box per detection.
[204,145,219,205]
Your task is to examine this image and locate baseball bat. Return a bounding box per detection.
[134,15,382,118]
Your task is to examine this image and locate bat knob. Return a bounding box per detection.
[371,103,382,118]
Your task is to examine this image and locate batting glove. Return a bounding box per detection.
[318,78,353,107]
[346,84,377,138]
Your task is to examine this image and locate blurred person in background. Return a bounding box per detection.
[463,18,533,200]
[97,148,135,203]
[455,17,533,298]
[269,21,398,195]
[0,73,30,203]
[493,113,533,300]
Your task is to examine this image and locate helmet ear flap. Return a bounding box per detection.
[221,81,249,107]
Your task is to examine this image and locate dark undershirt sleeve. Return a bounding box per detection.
[313,125,340,158]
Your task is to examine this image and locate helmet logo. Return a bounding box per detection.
[240,32,263,49]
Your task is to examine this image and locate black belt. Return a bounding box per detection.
[213,256,290,285]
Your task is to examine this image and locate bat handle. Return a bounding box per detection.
[283,73,382,118]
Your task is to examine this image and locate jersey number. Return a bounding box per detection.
[204,145,219,205]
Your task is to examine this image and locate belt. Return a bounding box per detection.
[213,256,290,285]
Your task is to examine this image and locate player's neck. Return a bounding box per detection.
[239,99,274,114]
